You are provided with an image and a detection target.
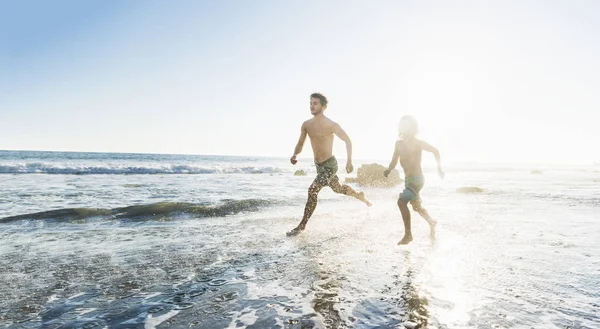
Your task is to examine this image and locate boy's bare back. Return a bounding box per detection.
[392,138,444,179]
[395,139,424,177]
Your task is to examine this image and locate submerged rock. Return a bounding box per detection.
[456,186,485,193]
[348,163,402,188]
[294,170,307,176]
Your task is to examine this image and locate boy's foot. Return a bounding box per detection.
[286,225,305,236]
[358,192,372,207]
[397,235,413,245]
[428,219,437,236]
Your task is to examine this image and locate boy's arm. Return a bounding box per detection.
[290,122,307,164]
[421,141,445,179]
[383,141,400,177]
[332,123,354,173]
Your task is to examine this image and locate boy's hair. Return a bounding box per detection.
[399,115,419,137]
[310,93,328,107]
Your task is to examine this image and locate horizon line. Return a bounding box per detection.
[0,149,596,166]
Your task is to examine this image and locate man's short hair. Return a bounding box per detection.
[310,93,328,107]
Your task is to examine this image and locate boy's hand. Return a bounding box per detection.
[438,168,445,179]
[346,162,354,174]
[290,155,298,165]
[383,169,391,178]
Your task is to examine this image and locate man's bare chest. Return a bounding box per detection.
[306,126,334,140]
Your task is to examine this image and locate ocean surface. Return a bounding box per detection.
[1,150,599,329]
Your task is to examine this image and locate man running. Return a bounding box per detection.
[287,93,371,236]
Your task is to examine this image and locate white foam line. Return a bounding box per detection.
[226,307,258,328]
[144,310,180,329]
[68,292,86,300]
[0,163,288,175]
[143,292,162,299]
[76,308,96,315]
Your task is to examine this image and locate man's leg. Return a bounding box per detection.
[287,182,324,236]
[329,178,372,206]
[397,198,413,245]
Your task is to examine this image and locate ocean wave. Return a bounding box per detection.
[0,163,286,175]
[0,199,277,223]
[487,189,600,207]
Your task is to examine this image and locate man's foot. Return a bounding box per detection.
[358,192,372,207]
[286,225,305,236]
[397,235,413,245]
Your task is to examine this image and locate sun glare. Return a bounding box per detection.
[361,57,502,163]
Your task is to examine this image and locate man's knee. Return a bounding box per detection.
[397,198,409,207]
[308,185,321,198]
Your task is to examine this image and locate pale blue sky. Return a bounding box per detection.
[1,1,599,164]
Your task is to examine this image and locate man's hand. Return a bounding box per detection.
[383,169,391,178]
[438,167,445,179]
[290,155,298,165]
[346,162,354,174]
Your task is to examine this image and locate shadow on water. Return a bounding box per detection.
[312,278,344,328]
[292,236,344,329]
[349,248,433,329]
[399,251,430,327]
[303,233,436,329]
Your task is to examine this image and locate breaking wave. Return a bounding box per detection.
[0,163,286,175]
[0,199,277,223]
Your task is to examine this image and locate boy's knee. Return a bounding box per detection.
[411,202,422,212]
[397,198,409,207]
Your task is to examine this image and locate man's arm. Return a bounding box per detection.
[421,140,444,179]
[384,141,400,177]
[290,122,307,164]
[332,123,354,173]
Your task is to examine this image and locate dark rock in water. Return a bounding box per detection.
[456,186,484,193]
[352,163,402,188]
[294,170,307,176]
[123,184,142,188]
[530,170,543,175]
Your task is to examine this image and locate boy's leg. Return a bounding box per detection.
[329,178,372,206]
[412,201,437,235]
[397,198,413,245]
[287,181,324,236]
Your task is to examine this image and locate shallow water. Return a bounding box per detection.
[1,151,599,328]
